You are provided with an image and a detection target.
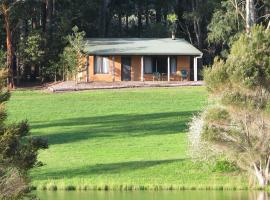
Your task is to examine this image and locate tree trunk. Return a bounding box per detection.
[156,6,162,23]
[246,0,256,32]
[164,8,168,26]
[192,0,203,49]
[16,55,20,85]
[257,192,270,200]
[52,0,55,15]
[42,1,47,32]
[2,5,14,88]
[145,3,149,26]
[99,0,111,37]
[32,7,38,29]
[194,20,203,49]
[253,163,269,187]
[45,0,53,33]
[125,14,129,32]
[118,12,122,36]
[137,4,142,37]
[145,11,149,26]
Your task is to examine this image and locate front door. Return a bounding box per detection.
[121,56,131,81]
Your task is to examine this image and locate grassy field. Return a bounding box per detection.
[7,87,247,190]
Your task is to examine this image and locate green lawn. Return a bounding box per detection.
[8,87,247,190]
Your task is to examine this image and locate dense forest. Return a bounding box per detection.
[0,0,269,87]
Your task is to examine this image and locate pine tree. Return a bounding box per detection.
[0,69,48,199]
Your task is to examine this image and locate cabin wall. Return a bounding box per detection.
[82,55,191,82]
[131,56,141,81]
[176,56,191,81]
[87,56,122,82]
[114,56,122,82]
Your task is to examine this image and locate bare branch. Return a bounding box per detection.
[228,0,246,21]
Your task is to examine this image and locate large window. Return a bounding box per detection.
[94,56,110,74]
[143,56,177,74]
[170,57,177,74]
[144,56,153,74]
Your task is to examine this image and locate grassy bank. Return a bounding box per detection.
[8,87,247,191]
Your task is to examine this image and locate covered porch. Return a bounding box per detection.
[120,55,202,82]
[140,55,200,82]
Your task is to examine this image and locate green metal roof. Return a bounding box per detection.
[84,38,203,56]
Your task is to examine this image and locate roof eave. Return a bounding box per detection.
[83,52,203,56]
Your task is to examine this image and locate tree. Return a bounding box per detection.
[47,26,86,82]
[167,13,178,38]
[246,0,256,32]
[0,1,14,88]
[0,0,25,88]
[42,47,76,83]
[64,26,85,82]
[207,1,244,58]
[0,69,48,199]
[189,26,270,187]
[99,0,111,37]
[21,31,45,80]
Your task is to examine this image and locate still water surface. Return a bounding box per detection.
[37,191,270,200]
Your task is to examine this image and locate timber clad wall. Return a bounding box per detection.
[114,56,122,82]
[88,56,122,82]
[131,56,142,81]
[85,55,191,82]
[177,56,190,81]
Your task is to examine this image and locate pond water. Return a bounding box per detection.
[36,191,270,200]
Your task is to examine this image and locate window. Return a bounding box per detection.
[94,56,110,74]
[144,56,153,74]
[170,57,177,74]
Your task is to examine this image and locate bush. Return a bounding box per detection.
[190,25,270,187]
[212,160,239,173]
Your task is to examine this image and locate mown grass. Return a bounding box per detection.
[7,87,248,191]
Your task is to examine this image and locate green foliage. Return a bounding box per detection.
[167,13,178,33]
[0,70,48,199]
[212,159,239,173]
[226,26,270,90]
[203,58,228,92]
[0,49,6,69]
[49,26,86,81]
[142,23,168,38]
[208,1,243,46]
[60,45,78,75]
[168,13,177,23]
[18,31,45,80]
[199,26,270,187]
[204,107,230,123]
[22,31,45,66]
[1,0,269,83]
[205,26,270,109]
[66,26,86,56]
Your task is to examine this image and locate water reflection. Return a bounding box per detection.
[36,191,270,200]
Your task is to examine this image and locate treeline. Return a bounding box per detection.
[0,0,269,87]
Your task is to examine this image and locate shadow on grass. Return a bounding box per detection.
[33,111,198,145]
[32,111,198,145]
[34,159,184,180]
